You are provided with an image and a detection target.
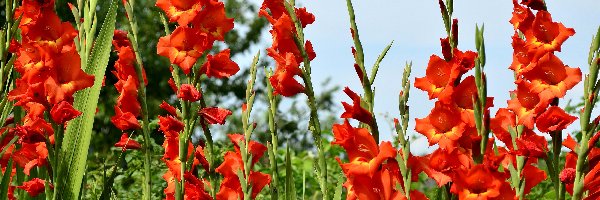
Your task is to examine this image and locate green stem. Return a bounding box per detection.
[345,0,379,143]
[266,68,279,200]
[123,2,152,199]
[283,2,329,198]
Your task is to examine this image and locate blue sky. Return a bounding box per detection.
[240,0,600,154]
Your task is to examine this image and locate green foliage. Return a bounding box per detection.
[56,0,118,198]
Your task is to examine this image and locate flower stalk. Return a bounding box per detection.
[571,26,600,200]
[396,62,413,199]
[122,1,153,199]
[265,67,280,200]
[282,1,329,198]
[345,0,382,143]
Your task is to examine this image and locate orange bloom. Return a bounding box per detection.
[535,106,577,132]
[490,108,516,148]
[43,50,94,105]
[524,11,575,56]
[115,76,141,117]
[522,53,581,100]
[191,0,234,41]
[451,76,494,127]
[111,107,141,131]
[415,101,466,149]
[215,134,270,200]
[414,148,472,186]
[163,171,211,200]
[414,54,458,100]
[198,107,232,125]
[267,49,305,97]
[200,49,240,78]
[514,129,548,158]
[20,10,77,53]
[507,81,549,129]
[450,165,515,200]
[340,87,373,125]
[17,178,48,197]
[12,142,48,176]
[344,162,427,200]
[114,133,142,151]
[177,84,202,102]
[155,0,203,26]
[157,26,212,74]
[50,101,81,124]
[509,0,534,32]
[332,120,378,161]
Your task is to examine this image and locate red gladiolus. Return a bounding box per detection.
[177,84,202,102]
[522,53,582,100]
[157,26,212,74]
[50,101,81,124]
[114,133,142,151]
[155,0,203,26]
[536,106,577,132]
[111,108,142,131]
[267,49,305,97]
[450,165,516,199]
[17,178,49,197]
[160,101,179,117]
[216,134,271,200]
[507,81,550,128]
[200,49,240,78]
[198,107,232,125]
[340,87,373,125]
[415,101,466,149]
[414,148,472,186]
[524,11,575,56]
[191,0,234,41]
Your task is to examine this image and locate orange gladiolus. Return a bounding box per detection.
[415,101,466,149]
[507,81,549,129]
[450,165,515,200]
[156,0,203,26]
[157,26,212,74]
[521,53,581,100]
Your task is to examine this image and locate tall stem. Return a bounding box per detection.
[123,1,152,199]
[283,2,329,198]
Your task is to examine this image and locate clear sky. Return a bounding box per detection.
[241,0,600,154]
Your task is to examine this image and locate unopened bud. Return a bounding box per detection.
[560,168,576,184]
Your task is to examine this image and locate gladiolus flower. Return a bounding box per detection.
[216,134,271,200]
[111,108,141,131]
[415,101,466,149]
[200,49,240,78]
[160,101,179,117]
[50,101,81,124]
[414,148,472,186]
[522,53,582,100]
[191,0,234,41]
[490,108,517,148]
[17,178,48,197]
[340,87,373,125]
[157,26,212,74]
[450,165,515,199]
[267,50,305,97]
[155,0,203,26]
[507,81,549,128]
[524,11,575,56]
[536,106,577,132]
[414,54,458,100]
[177,84,202,102]
[114,133,142,150]
[332,120,378,160]
[514,129,548,158]
[510,0,534,32]
[198,107,232,125]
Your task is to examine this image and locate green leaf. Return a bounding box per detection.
[0,159,13,200]
[55,0,118,199]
